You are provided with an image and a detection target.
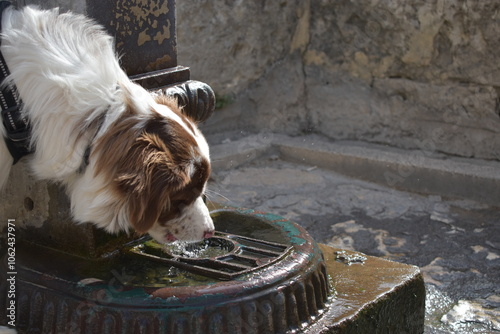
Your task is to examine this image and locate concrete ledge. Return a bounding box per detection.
[210,134,500,206]
[210,134,274,171]
[310,244,425,333]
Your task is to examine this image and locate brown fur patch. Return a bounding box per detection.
[117,131,191,232]
[158,156,211,225]
[92,97,208,233]
[153,94,180,111]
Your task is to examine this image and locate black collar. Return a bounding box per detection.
[0,1,32,164]
[78,112,106,173]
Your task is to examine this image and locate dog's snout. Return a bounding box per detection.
[166,233,177,242]
[203,230,215,239]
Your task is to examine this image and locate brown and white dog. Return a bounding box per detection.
[0,5,215,243]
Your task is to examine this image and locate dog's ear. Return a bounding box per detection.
[116,132,191,233]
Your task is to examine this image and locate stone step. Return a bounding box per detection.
[309,244,425,333]
[210,133,500,206]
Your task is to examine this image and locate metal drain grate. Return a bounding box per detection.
[128,232,292,280]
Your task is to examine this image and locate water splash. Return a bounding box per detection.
[161,238,232,259]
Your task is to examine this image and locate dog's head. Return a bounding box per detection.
[83,90,214,243]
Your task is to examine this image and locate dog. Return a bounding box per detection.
[0,5,215,243]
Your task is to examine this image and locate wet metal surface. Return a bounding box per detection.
[309,245,425,334]
[0,208,330,333]
[128,229,292,280]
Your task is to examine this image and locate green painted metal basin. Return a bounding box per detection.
[4,207,330,333]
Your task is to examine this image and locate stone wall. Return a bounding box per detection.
[176,0,309,134]
[177,1,500,161]
[305,0,500,160]
[5,0,500,160]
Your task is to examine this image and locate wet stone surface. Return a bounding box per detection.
[209,156,500,333]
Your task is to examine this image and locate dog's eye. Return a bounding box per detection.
[159,202,182,221]
[172,200,188,208]
[158,197,194,222]
[159,195,197,222]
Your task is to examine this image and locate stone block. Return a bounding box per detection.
[307,245,425,333]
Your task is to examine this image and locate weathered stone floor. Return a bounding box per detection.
[207,133,500,334]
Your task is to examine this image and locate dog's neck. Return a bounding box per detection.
[78,112,107,173]
[0,0,32,164]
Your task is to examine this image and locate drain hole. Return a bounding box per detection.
[24,197,34,211]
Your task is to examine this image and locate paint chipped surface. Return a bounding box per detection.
[112,0,171,46]
[89,0,177,74]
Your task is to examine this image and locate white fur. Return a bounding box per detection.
[1,6,127,181]
[0,6,214,243]
[148,197,213,243]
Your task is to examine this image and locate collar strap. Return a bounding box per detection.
[1,103,31,164]
[77,112,106,174]
[0,1,32,164]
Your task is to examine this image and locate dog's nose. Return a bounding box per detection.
[203,230,215,239]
